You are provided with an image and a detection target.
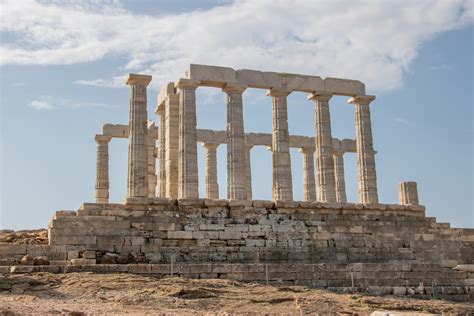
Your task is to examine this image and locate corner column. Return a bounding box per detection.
[203,143,219,199]
[308,92,337,202]
[299,147,316,202]
[268,88,293,201]
[177,79,199,199]
[333,151,347,203]
[348,95,378,204]
[126,74,152,198]
[95,135,111,203]
[223,83,247,200]
[156,110,166,197]
[245,144,253,200]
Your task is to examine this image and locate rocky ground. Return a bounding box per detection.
[0,229,48,245]
[0,273,473,315]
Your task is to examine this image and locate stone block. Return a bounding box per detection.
[219,231,242,240]
[204,199,229,207]
[54,210,77,219]
[82,251,96,259]
[252,200,274,208]
[199,223,225,231]
[167,231,193,239]
[71,259,96,265]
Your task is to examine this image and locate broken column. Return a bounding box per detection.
[126,74,152,198]
[268,88,293,201]
[399,181,419,205]
[223,83,247,200]
[203,143,219,199]
[299,147,316,202]
[348,95,378,204]
[308,92,337,202]
[95,135,111,203]
[177,79,199,199]
[333,151,347,203]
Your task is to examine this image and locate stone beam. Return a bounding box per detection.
[102,123,158,140]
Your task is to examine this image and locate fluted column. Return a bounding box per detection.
[95,135,111,203]
[268,88,293,201]
[223,83,247,200]
[156,110,166,197]
[299,147,316,202]
[147,123,157,198]
[399,181,419,205]
[165,92,179,198]
[177,79,199,199]
[126,74,152,198]
[348,95,378,204]
[333,151,347,203]
[203,143,219,199]
[245,144,253,200]
[308,92,336,202]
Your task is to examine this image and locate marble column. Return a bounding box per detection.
[333,151,347,203]
[156,110,166,197]
[95,135,111,203]
[165,92,179,198]
[177,79,199,199]
[308,92,337,202]
[299,147,316,202]
[147,123,157,198]
[245,144,253,200]
[399,181,419,205]
[348,95,378,204]
[223,83,247,200]
[203,143,219,199]
[268,88,293,201]
[126,74,152,198]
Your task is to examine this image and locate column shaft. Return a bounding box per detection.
[177,79,199,199]
[300,148,316,201]
[224,84,247,200]
[245,145,253,200]
[147,125,157,198]
[333,153,347,203]
[156,111,166,197]
[269,89,293,201]
[126,74,152,198]
[165,93,179,198]
[310,92,337,202]
[203,144,219,199]
[95,135,111,203]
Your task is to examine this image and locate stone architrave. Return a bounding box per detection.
[177,79,200,199]
[268,88,293,201]
[333,151,347,203]
[348,95,378,204]
[155,110,166,197]
[308,92,337,202]
[299,147,316,202]
[126,74,152,198]
[399,181,419,205]
[223,83,247,200]
[203,143,219,199]
[165,92,179,198]
[95,135,111,203]
[245,144,253,200]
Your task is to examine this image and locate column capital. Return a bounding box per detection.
[126,73,152,86]
[332,149,345,157]
[176,78,200,90]
[202,143,219,150]
[95,135,112,143]
[307,91,332,102]
[299,147,314,154]
[244,143,254,150]
[266,87,291,97]
[348,95,376,105]
[222,83,247,94]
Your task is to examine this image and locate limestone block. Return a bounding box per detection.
[228,200,252,207]
[71,258,96,266]
[219,231,242,240]
[324,77,365,96]
[204,199,229,207]
[252,200,275,208]
[54,210,77,219]
[82,251,96,259]
[392,286,407,295]
[167,231,193,239]
[453,265,474,272]
[399,181,419,205]
[185,64,236,87]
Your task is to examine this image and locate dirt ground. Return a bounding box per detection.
[0,273,472,315]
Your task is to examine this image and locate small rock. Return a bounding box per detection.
[33,256,49,265]
[393,286,407,296]
[20,255,34,265]
[407,287,415,295]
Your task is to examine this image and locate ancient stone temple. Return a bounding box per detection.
[1,65,473,301]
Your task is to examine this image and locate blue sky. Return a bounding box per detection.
[0,0,473,230]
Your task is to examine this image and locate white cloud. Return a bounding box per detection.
[2,0,473,93]
[28,96,112,110]
[73,75,127,88]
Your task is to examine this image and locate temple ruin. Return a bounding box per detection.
[1,64,472,301]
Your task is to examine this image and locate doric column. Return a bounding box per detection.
[333,151,347,203]
[245,144,253,200]
[203,143,219,199]
[126,74,152,198]
[177,79,199,199]
[147,123,157,198]
[95,135,111,203]
[165,92,179,198]
[156,110,166,197]
[348,95,378,204]
[299,147,316,202]
[223,83,247,200]
[308,92,337,202]
[399,181,419,205]
[268,88,293,201]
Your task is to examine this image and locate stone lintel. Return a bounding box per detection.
[348,95,376,105]
[126,73,152,86]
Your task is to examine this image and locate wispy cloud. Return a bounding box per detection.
[2,0,473,93]
[73,75,127,88]
[29,96,112,110]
